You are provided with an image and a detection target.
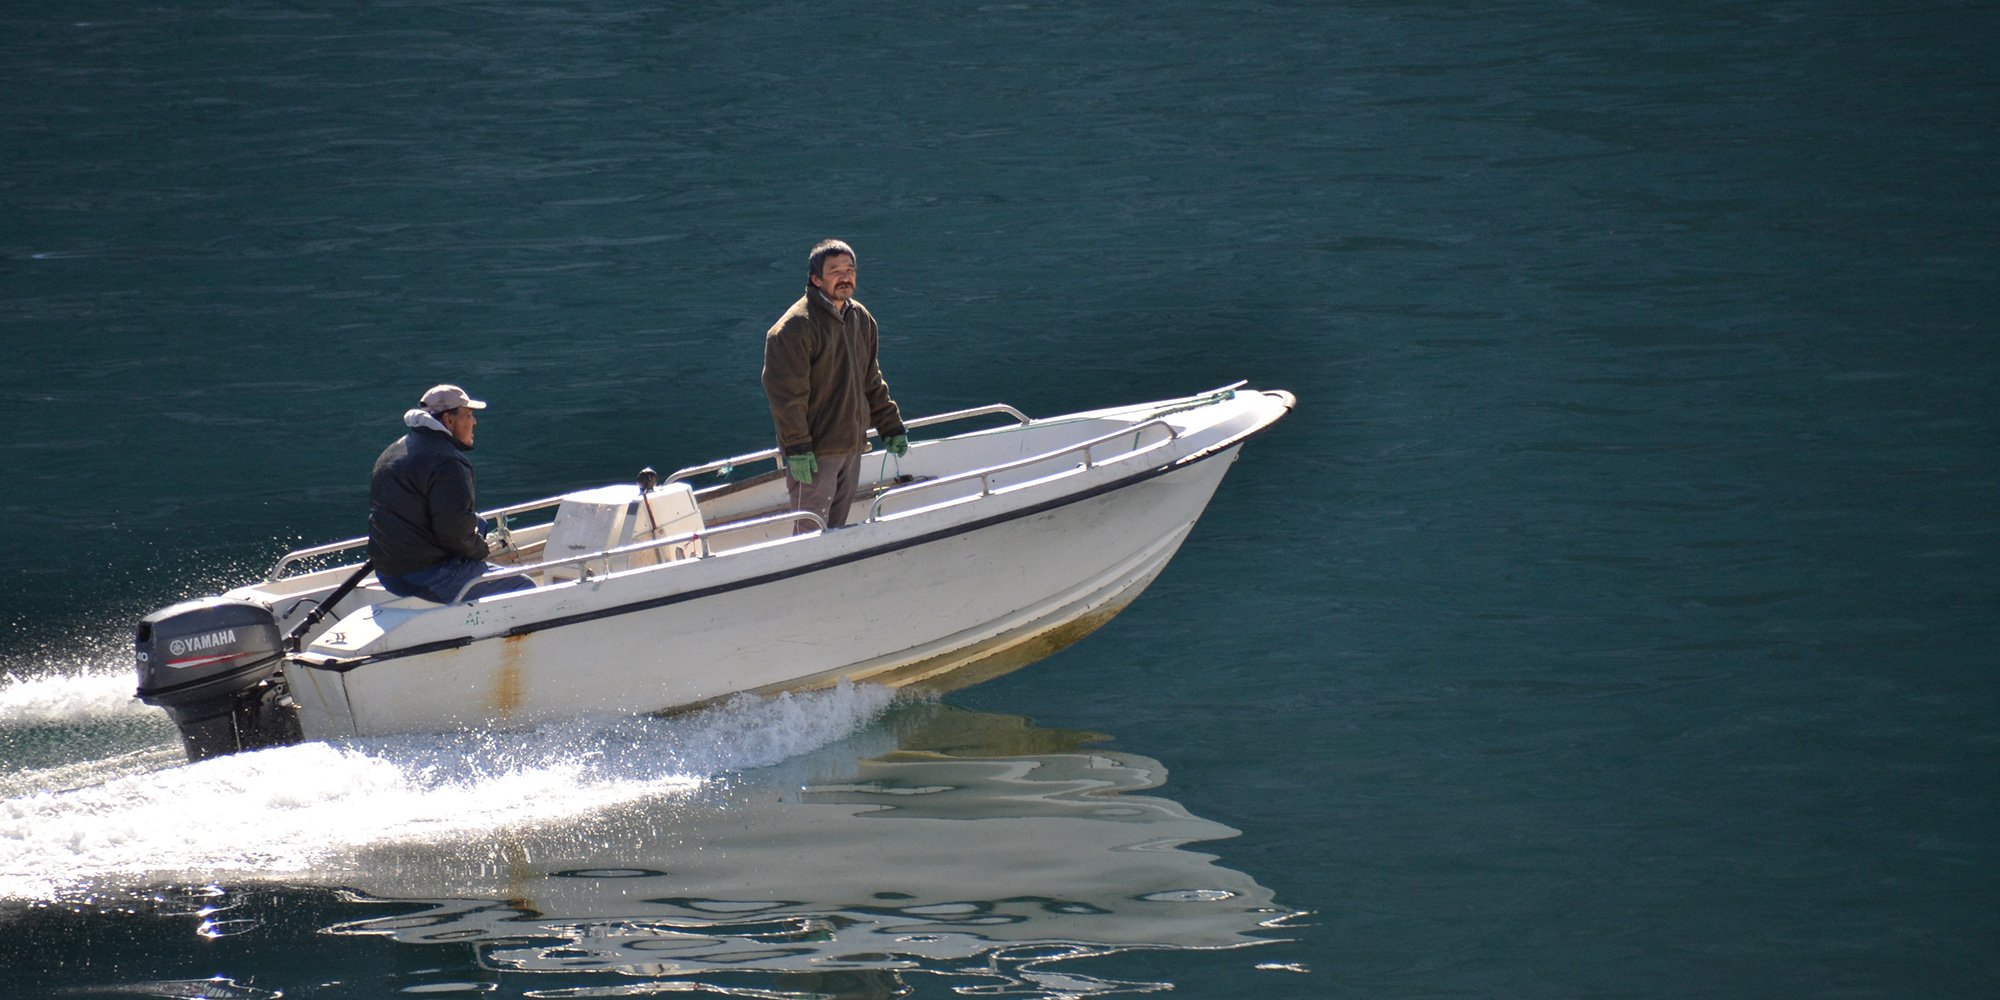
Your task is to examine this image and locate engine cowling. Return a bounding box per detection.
[135,597,300,760]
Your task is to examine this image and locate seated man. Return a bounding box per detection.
[367,384,535,603]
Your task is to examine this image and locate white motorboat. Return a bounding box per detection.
[135,384,1296,758]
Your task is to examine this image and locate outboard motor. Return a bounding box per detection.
[135,597,302,761]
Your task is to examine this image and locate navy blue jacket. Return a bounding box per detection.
[367,427,488,577]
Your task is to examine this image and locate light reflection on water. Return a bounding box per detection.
[1,699,1299,997]
[323,703,1297,996]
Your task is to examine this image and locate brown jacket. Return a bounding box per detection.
[762,288,906,457]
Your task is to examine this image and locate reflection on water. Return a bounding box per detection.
[1,699,1298,997]
[336,705,1293,996]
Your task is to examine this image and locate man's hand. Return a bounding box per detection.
[787,452,819,485]
[886,434,909,457]
[483,527,515,561]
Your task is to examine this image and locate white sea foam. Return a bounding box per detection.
[0,682,898,901]
[0,666,153,724]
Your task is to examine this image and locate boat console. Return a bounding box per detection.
[540,482,703,583]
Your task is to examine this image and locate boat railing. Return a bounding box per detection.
[266,539,368,581]
[264,492,575,582]
[866,418,1180,523]
[662,403,1033,486]
[269,403,1037,581]
[445,509,828,604]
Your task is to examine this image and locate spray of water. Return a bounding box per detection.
[0,554,278,725]
[0,683,899,901]
[0,667,152,725]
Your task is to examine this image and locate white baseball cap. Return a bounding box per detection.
[420,384,487,413]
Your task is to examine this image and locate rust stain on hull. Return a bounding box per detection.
[891,596,1135,695]
[652,590,1150,719]
[758,593,1143,702]
[495,634,528,720]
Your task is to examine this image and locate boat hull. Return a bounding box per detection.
[287,445,1243,739]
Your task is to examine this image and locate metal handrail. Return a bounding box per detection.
[276,402,1048,580]
[266,538,371,581]
[662,447,784,488]
[867,418,1180,522]
[445,509,828,604]
[264,491,575,582]
[904,402,1032,431]
[663,402,1033,485]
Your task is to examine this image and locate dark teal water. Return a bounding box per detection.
[4,2,1997,997]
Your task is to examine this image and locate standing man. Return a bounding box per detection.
[762,238,910,533]
[368,384,534,603]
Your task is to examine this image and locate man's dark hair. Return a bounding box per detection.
[808,239,855,279]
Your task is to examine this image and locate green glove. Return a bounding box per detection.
[786,452,818,484]
[886,434,909,457]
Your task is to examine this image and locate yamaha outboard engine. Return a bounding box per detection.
[135,597,302,761]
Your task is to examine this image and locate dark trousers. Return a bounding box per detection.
[378,556,535,604]
[787,450,863,534]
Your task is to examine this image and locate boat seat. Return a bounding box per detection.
[376,594,441,610]
[346,585,438,610]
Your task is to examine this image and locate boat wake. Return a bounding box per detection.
[0,683,900,901]
[0,655,157,726]
[0,616,164,728]
[0,644,184,795]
